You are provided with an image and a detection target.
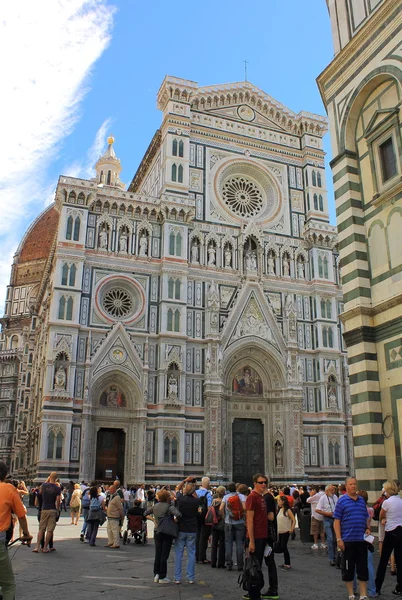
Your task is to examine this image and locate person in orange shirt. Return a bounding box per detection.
[0,461,32,600]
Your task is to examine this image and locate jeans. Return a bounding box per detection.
[211,528,225,567]
[0,537,15,600]
[86,521,100,546]
[154,532,173,579]
[174,532,196,582]
[225,522,245,568]
[196,521,210,562]
[376,527,402,593]
[279,532,290,566]
[323,517,336,562]
[81,508,89,534]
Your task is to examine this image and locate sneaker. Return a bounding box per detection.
[392,590,402,596]
[280,564,291,570]
[174,580,181,585]
[330,560,337,566]
[159,578,171,584]
[186,579,195,584]
[311,543,319,549]
[261,591,279,600]
[153,575,159,583]
[80,533,84,542]
[321,543,328,549]
[242,594,250,600]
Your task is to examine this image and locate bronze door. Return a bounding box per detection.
[232,419,264,487]
[95,428,125,484]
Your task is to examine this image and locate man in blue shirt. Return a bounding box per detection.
[334,476,371,600]
[195,476,212,563]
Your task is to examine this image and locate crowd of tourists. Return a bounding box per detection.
[1,462,402,600]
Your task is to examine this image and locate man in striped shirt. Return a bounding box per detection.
[334,477,371,600]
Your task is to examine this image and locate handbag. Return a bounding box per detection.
[87,508,102,522]
[156,515,178,538]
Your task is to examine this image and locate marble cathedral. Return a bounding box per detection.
[0,76,353,485]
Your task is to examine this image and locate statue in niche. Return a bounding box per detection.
[285,294,294,316]
[283,255,290,276]
[267,253,275,275]
[119,231,128,253]
[297,356,304,384]
[168,374,178,398]
[224,247,232,268]
[191,241,199,264]
[298,258,305,279]
[328,382,338,409]
[99,227,108,249]
[54,367,66,390]
[250,251,257,271]
[139,232,148,256]
[287,355,292,383]
[208,244,216,266]
[274,440,283,468]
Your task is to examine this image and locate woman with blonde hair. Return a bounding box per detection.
[375,480,402,596]
[210,485,226,569]
[69,483,82,525]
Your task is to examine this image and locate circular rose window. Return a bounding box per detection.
[222,176,263,217]
[94,275,146,325]
[102,288,133,318]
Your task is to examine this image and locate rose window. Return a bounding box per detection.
[221,176,264,217]
[102,288,133,318]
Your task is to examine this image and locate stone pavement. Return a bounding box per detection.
[7,509,396,600]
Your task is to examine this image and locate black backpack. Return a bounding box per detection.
[238,554,264,594]
[197,491,210,522]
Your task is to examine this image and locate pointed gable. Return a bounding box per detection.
[91,322,142,381]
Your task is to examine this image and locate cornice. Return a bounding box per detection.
[129,129,162,193]
[340,290,402,324]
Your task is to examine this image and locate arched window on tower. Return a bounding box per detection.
[66,297,73,321]
[323,256,329,279]
[100,170,104,183]
[178,165,184,183]
[47,428,64,460]
[168,278,174,299]
[69,264,76,286]
[318,256,323,278]
[172,139,178,156]
[174,310,180,332]
[66,216,73,240]
[178,140,184,158]
[312,170,317,186]
[175,279,181,300]
[164,434,178,463]
[317,171,322,187]
[307,193,310,211]
[61,263,69,286]
[167,309,173,331]
[328,327,334,348]
[58,296,66,320]
[323,326,328,347]
[73,217,80,241]
[319,195,324,212]
[171,164,177,182]
[107,170,111,185]
[313,194,318,210]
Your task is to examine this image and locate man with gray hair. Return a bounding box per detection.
[195,476,212,563]
[316,484,338,566]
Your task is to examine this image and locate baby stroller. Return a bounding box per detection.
[123,514,147,545]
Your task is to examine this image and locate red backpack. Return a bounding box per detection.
[227,493,244,521]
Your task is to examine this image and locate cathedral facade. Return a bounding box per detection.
[0,76,353,485]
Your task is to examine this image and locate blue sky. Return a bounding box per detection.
[0,0,335,311]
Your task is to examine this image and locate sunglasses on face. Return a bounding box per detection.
[256,481,268,485]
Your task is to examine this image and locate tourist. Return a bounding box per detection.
[210,485,226,569]
[69,483,82,525]
[0,461,32,600]
[334,476,370,600]
[307,485,326,549]
[174,477,200,584]
[375,480,402,596]
[106,484,124,548]
[220,481,246,571]
[145,488,181,584]
[196,476,212,563]
[86,485,105,547]
[316,484,338,566]
[276,495,295,571]
[32,471,61,553]
[80,483,91,541]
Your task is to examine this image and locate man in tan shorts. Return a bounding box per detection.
[33,472,61,553]
[307,486,326,549]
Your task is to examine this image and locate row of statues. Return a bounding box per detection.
[98,228,148,255]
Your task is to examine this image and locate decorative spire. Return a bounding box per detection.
[94,134,125,189]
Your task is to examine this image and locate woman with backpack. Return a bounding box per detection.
[86,486,105,546]
[220,482,247,572]
[276,495,295,570]
[210,486,226,569]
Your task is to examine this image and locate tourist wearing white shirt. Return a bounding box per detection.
[375,480,402,596]
[307,487,326,549]
[316,485,338,565]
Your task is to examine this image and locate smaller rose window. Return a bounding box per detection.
[102,288,133,318]
[222,176,263,217]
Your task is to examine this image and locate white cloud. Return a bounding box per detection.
[63,118,113,180]
[0,0,115,312]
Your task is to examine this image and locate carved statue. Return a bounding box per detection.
[274,441,283,468]
[328,383,338,409]
[208,244,216,266]
[285,294,294,316]
[283,255,290,276]
[224,248,232,268]
[139,232,148,256]
[99,227,108,250]
[119,231,127,253]
[54,367,66,389]
[267,253,275,275]
[191,242,199,264]
[250,251,257,271]
[168,374,178,398]
[298,259,305,279]
[297,357,304,384]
